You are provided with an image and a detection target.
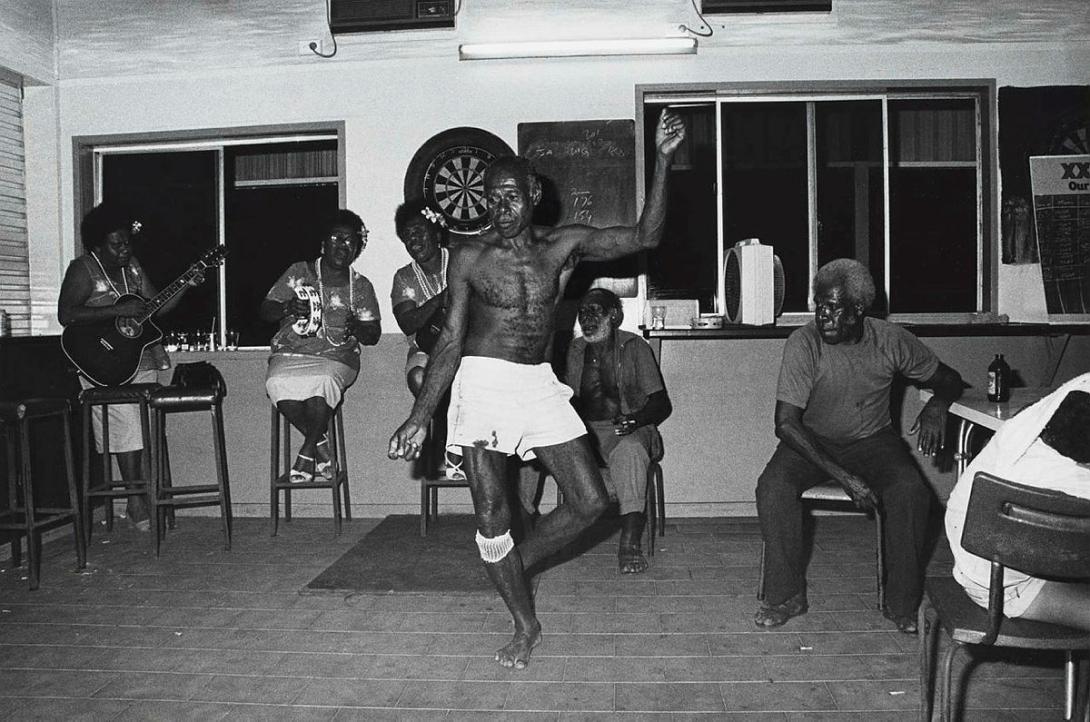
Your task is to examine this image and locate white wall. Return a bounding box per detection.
[4,0,1089,517]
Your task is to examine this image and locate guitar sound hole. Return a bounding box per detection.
[116,318,142,339]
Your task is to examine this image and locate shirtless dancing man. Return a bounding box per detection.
[389,109,685,669]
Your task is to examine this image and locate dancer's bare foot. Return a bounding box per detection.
[495,622,542,670]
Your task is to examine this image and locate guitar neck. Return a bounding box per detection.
[136,265,202,323]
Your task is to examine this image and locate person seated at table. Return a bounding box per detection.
[390,198,462,480]
[58,201,202,531]
[946,373,1090,630]
[754,258,964,633]
[565,288,671,574]
[260,209,381,483]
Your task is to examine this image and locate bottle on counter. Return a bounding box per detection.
[987,353,1010,403]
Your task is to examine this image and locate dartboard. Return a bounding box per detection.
[404,127,514,236]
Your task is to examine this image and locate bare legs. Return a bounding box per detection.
[277,397,332,473]
[464,437,608,669]
[116,449,148,527]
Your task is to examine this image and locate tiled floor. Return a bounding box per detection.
[0,513,1070,720]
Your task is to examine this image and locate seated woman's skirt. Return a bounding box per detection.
[265,353,358,409]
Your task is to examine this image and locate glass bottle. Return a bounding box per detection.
[987,353,1010,403]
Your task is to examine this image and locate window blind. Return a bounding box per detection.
[0,78,29,336]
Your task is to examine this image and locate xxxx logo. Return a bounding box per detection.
[1061,162,1090,179]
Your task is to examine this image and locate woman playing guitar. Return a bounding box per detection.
[57,201,204,531]
[390,198,461,479]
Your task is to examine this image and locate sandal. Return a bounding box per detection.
[315,437,335,480]
[443,452,466,481]
[754,591,809,628]
[290,454,315,484]
[618,544,648,575]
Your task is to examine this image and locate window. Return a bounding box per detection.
[79,127,343,347]
[641,83,993,321]
[0,77,30,335]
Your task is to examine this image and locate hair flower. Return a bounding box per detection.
[421,207,447,228]
[131,220,143,234]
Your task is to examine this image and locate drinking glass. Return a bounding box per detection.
[650,305,667,330]
[225,329,240,351]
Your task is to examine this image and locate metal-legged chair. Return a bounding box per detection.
[757,480,886,609]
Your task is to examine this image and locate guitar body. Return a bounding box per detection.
[62,293,164,387]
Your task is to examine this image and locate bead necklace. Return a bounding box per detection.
[411,247,448,301]
[90,251,130,298]
[314,258,356,348]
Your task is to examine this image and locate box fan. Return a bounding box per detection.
[723,239,785,325]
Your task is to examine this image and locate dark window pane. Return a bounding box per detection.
[889,167,977,312]
[224,180,340,347]
[720,102,809,312]
[644,102,719,311]
[889,98,978,312]
[815,100,887,314]
[102,151,219,337]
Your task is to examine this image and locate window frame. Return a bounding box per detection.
[72,122,345,348]
[636,80,998,325]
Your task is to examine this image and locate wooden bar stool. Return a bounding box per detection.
[149,365,232,557]
[78,383,159,549]
[270,404,350,536]
[0,398,85,589]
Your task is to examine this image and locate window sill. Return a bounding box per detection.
[643,322,1090,341]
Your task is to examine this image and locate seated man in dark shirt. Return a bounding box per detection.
[755,259,963,633]
[566,288,671,573]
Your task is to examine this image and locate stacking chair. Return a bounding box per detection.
[757,480,886,609]
[79,383,160,549]
[148,363,232,556]
[419,417,467,536]
[0,398,85,589]
[541,448,665,556]
[919,472,1090,721]
[270,404,350,535]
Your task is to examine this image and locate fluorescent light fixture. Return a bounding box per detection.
[458,37,697,61]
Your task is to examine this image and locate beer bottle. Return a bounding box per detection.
[987,353,1010,403]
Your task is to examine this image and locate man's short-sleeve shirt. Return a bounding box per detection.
[566,329,665,415]
[777,317,939,441]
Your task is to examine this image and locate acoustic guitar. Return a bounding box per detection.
[62,246,227,387]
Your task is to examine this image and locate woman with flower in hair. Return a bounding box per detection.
[390,198,462,479]
[58,201,202,530]
[260,209,381,483]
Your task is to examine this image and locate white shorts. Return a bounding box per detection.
[447,356,587,461]
[265,354,358,409]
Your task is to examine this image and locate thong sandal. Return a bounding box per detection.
[754,591,809,628]
[290,454,315,484]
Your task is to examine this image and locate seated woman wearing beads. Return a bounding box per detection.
[260,209,381,483]
[390,198,463,480]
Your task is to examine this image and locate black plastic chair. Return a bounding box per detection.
[919,472,1090,721]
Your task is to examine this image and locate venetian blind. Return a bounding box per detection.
[0,78,29,335]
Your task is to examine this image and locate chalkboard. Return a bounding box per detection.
[517,119,638,298]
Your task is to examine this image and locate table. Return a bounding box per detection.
[921,386,1051,475]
